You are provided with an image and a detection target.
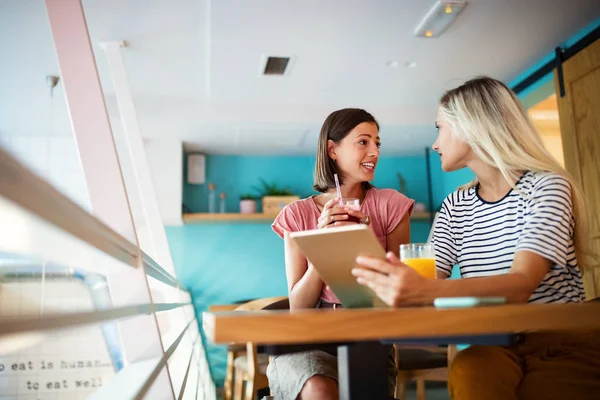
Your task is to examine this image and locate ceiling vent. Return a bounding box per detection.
[263,56,291,75]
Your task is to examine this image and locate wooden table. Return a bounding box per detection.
[204,303,600,399]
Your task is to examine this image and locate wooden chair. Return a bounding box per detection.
[224,296,289,400]
[233,342,270,400]
[394,345,457,400]
[224,342,247,400]
[212,303,251,400]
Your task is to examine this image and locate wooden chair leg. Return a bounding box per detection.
[246,377,257,400]
[395,380,406,400]
[233,372,244,400]
[268,355,275,396]
[448,344,458,366]
[244,376,255,400]
[416,377,426,400]
[224,350,236,400]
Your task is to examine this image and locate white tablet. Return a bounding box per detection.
[289,224,389,308]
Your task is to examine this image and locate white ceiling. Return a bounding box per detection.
[1,0,599,155]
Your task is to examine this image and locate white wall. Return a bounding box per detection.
[0,119,184,230]
[0,98,91,212]
[144,139,183,226]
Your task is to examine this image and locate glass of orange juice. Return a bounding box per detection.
[400,243,436,279]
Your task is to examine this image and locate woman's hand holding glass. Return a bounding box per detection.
[351,252,434,307]
[352,245,437,307]
[317,197,369,228]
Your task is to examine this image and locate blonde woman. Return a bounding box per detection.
[352,76,600,399]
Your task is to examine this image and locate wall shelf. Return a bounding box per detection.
[182,211,431,224]
[183,213,276,223]
[411,211,431,221]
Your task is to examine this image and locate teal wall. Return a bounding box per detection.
[182,154,435,213]
[167,223,288,386]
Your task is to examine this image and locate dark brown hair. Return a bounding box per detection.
[313,108,379,193]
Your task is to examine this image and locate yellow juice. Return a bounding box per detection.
[402,258,436,279]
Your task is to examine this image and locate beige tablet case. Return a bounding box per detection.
[289,224,389,308]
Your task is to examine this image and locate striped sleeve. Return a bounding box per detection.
[432,197,457,277]
[515,175,574,267]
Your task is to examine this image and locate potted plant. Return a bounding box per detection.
[239,194,258,214]
[253,179,299,215]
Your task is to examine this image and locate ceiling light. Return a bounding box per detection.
[386,60,399,67]
[414,1,467,38]
[405,61,417,68]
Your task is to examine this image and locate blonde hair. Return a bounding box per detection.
[439,76,595,269]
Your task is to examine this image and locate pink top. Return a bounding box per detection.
[272,188,415,304]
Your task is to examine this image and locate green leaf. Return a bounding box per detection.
[251,178,295,196]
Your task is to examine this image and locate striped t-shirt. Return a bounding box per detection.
[433,171,585,304]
